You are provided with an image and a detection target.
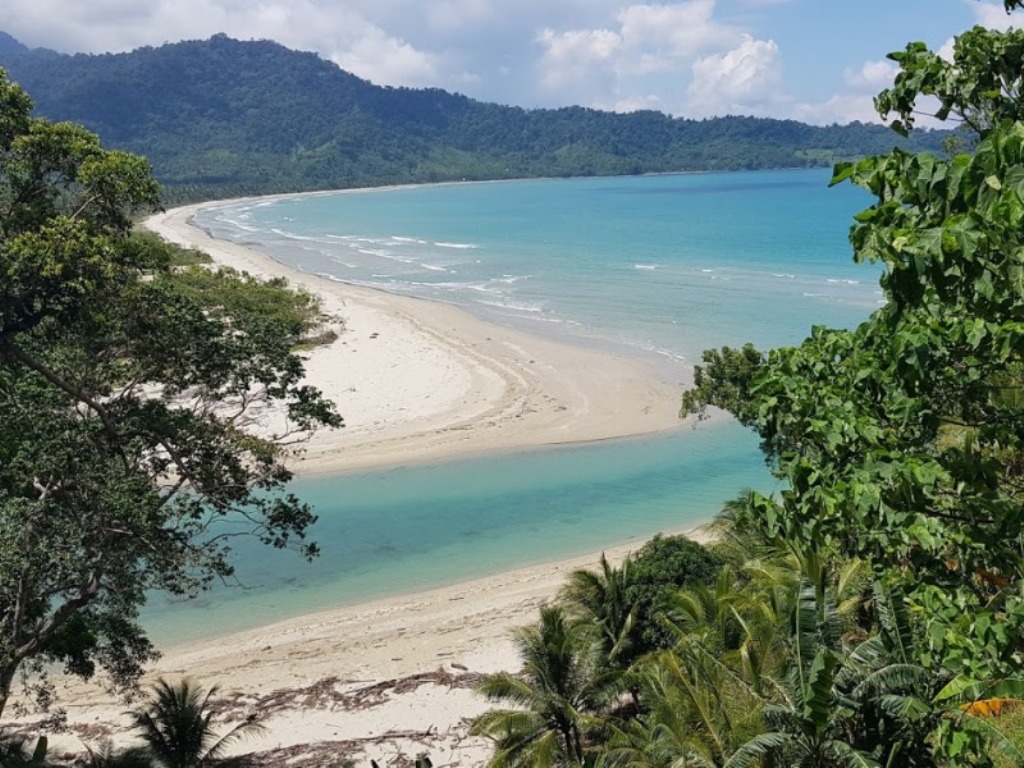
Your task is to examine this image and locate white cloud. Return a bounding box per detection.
[791,94,879,126]
[686,35,784,117]
[535,27,623,94]
[972,0,1017,30]
[790,51,908,126]
[617,1,738,55]
[534,1,755,113]
[937,36,957,62]
[604,93,665,113]
[331,30,439,88]
[843,59,898,90]
[537,26,622,66]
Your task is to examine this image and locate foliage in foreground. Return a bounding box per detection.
[679,21,1024,768]
[475,522,1024,767]
[0,71,341,721]
[130,678,263,768]
[475,18,1024,768]
[684,23,1024,710]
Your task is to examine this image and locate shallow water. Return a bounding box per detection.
[146,424,767,645]
[197,169,874,373]
[147,169,875,646]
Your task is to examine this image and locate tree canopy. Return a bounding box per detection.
[623,535,724,656]
[682,22,1024,763]
[0,71,340,720]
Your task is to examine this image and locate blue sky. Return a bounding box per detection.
[2,0,1017,124]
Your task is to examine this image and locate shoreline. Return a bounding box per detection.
[49,525,712,765]
[25,199,717,764]
[145,201,687,475]
[137,195,720,657]
[151,522,712,686]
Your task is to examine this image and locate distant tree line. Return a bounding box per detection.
[471,21,1024,765]
[0,33,950,203]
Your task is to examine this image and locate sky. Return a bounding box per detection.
[1,0,1018,124]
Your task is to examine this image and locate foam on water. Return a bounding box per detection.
[434,241,478,249]
[160,170,879,644]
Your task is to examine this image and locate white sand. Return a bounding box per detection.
[145,201,685,474]
[50,531,710,766]
[22,199,706,766]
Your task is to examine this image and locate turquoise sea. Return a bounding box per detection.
[148,168,878,645]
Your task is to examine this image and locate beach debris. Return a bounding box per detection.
[218,669,483,722]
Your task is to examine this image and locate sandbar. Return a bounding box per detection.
[145,200,685,474]
[20,198,705,766]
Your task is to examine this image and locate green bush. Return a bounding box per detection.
[625,534,724,654]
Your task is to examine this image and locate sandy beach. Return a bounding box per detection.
[146,201,685,474]
[49,531,709,766]
[19,200,703,766]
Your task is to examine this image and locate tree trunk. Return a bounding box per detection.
[0,662,18,721]
[559,722,576,766]
[569,722,584,766]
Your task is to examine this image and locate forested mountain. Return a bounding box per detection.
[0,32,28,56]
[0,33,950,202]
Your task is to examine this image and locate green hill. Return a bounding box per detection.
[0,33,951,202]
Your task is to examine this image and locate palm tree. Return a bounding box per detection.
[131,678,263,768]
[471,605,623,767]
[599,646,765,768]
[723,665,880,768]
[669,566,793,703]
[708,492,782,567]
[723,577,879,768]
[0,734,51,767]
[598,559,794,768]
[607,542,874,768]
[561,554,637,669]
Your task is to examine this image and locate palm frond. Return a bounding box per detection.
[722,731,791,768]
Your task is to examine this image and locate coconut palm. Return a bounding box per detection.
[708,492,782,567]
[723,663,880,768]
[471,605,623,767]
[608,540,877,768]
[81,741,154,767]
[131,678,263,768]
[0,734,52,767]
[561,554,638,669]
[669,566,792,703]
[598,558,795,768]
[599,644,766,768]
[721,576,880,768]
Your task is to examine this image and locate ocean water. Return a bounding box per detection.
[196,169,875,373]
[148,169,877,645]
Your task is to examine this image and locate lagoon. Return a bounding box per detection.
[147,169,875,645]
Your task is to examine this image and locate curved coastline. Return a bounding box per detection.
[145,199,686,474]
[53,530,710,765]
[33,200,714,764]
